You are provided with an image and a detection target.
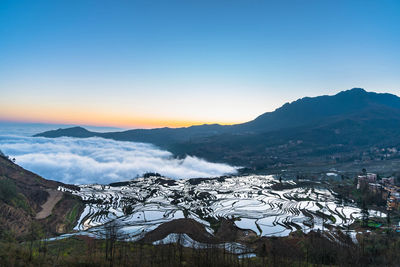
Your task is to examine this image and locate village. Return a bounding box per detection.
[357,173,400,210]
[357,172,400,231]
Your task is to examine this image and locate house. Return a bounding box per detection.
[382,177,395,185]
[357,173,377,189]
[387,192,400,211]
[368,183,382,193]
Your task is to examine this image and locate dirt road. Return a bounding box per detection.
[35,189,63,219]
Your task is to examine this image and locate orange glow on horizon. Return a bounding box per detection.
[0,102,245,129]
[0,112,241,129]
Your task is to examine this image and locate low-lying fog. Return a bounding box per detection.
[0,127,237,184]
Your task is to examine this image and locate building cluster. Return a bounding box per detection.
[357,173,400,211]
[385,184,400,211]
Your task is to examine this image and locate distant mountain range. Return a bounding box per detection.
[35,88,400,172]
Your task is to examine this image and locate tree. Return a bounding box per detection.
[104,220,122,267]
[386,210,391,226]
[361,200,369,227]
[0,179,17,204]
[28,221,41,262]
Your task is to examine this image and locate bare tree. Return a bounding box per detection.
[104,220,122,267]
[28,221,40,262]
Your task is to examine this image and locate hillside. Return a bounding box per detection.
[35,88,400,171]
[238,88,400,132]
[0,152,83,239]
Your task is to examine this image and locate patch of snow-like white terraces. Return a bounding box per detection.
[58,175,385,241]
[153,233,250,254]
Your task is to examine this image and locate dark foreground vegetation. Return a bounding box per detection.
[1,229,400,267]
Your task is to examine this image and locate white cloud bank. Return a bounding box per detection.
[0,135,238,184]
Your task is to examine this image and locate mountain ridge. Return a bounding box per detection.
[34,88,400,171]
[36,88,400,137]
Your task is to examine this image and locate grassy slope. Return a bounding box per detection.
[0,155,84,239]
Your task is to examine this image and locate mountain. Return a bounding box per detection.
[238,88,400,132]
[35,123,232,146]
[0,152,83,239]
[35,88,400,172]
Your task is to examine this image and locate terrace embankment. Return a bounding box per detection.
[141,218,257,245]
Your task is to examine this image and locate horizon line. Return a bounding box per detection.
[0,117,242,130]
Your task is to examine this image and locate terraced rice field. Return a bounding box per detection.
[59,175,385,241]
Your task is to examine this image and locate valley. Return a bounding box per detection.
[58,175,384,244]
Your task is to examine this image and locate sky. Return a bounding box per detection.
[1,0,400,128]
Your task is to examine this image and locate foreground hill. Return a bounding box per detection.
[35,88,400,171]
[0,152,83,239]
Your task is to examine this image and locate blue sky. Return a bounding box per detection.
[1,0,400,127]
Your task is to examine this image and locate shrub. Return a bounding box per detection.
[0,179,17,204]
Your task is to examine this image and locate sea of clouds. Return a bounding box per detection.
[0,134,238,184]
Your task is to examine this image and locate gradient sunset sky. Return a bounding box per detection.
[1,1,400,128]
